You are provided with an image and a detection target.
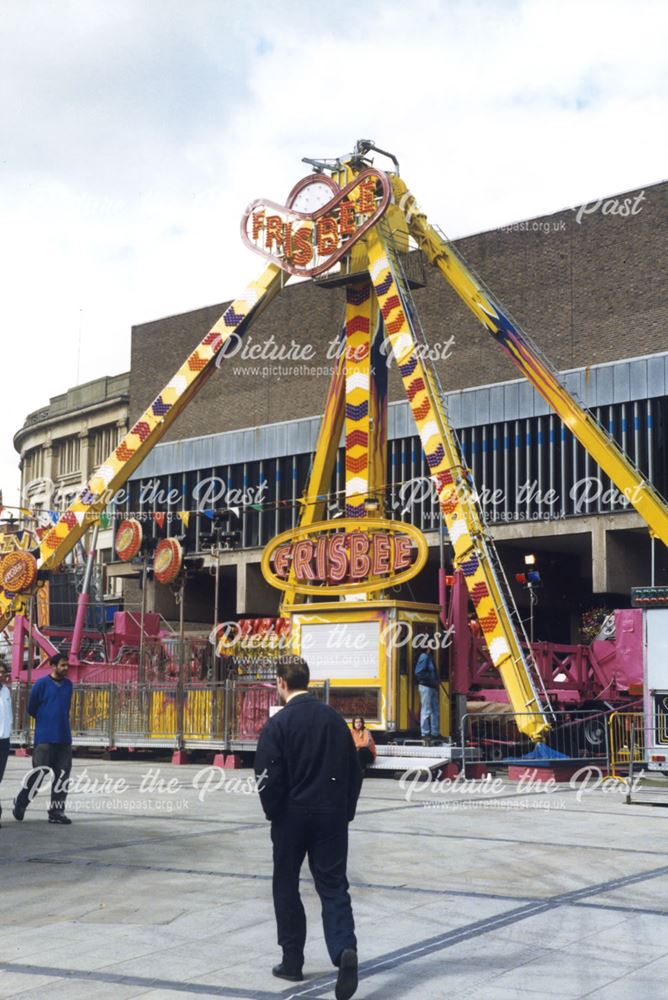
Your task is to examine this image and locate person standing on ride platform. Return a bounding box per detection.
[255,655,362,1000]
[414,644,440,744]
[13,653,74,825]
[0,663,13,826]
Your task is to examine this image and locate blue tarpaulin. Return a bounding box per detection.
[503,742,569,764]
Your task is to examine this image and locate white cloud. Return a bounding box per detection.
[1,0,666,510]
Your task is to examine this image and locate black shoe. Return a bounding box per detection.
[336,949,358,1000]
[48,813,72,825]
[13,799,25,822]
[272,962,303,982]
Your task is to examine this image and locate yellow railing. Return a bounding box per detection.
[609,711,645,779]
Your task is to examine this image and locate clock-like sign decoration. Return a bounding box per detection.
[241,168,391,278]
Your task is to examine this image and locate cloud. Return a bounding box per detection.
[1,0,666,510]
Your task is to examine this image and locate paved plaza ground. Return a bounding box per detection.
[1,754,668,999]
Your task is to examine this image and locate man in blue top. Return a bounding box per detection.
[414,645,440,744]
[13,652,73,825]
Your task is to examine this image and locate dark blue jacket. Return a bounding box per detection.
[415,651,439,689]
[255,693,362,823]
[28,675,73,745]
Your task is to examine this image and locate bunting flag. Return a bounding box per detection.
[99,511,111,529]
[177,511,190,529]
[201,509,215,521]
[153,512,166,530]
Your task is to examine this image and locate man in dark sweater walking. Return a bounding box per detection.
[255,656,362,1000]
[14,652,73,824]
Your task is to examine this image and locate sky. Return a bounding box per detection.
[1,0,667,509]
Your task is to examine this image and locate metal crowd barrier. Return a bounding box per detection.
[9,678,331,753]
[608,711,646,780]
[459,709,611,777]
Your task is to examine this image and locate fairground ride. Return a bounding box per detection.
[2,140,667,747]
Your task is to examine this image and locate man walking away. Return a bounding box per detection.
[14,653,73,824]
[255,655,362,1000]
[0,663,12,827]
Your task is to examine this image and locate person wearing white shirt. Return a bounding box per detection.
[0,663,12,827]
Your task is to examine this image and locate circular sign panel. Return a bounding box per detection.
[153,537,183,585]
[0,551,38,594]
[115,519,143,562]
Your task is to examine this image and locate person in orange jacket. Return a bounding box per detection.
[351,716,376,770]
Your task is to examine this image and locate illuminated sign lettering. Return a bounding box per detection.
[261,518,428,596]
[241,169,391,278]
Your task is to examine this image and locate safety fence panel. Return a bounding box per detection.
[182,685,226,746]
[227,680,277,746]
[8,677,330,752]
[71,684,112,745]
[10,683,31,742]
[609,711,646,778]
[109,684,178,748]
[460,709,611,777]
[225,678,330,749]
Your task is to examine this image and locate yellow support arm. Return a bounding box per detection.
[367,226,551,742]
[0,263,284,629]
[395,178,668,547]
[280,326,348,610]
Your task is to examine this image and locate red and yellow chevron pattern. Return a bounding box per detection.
[344,283,372,518]
[367,229,548,740]
[37,263,283,574]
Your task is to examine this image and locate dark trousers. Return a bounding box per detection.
[271,807,356,968]
[0,738,9,784]
[357,747,374,770]
[0,738,8,821]
[15,743,72,815]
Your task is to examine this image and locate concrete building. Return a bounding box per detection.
[14,373,130,599]
[87,181,668,637]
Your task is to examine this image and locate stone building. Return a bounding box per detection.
[14,373,130,598]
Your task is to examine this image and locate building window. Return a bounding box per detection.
[23,448,44,483]
[92,425,121,468]
[55,437,81,477]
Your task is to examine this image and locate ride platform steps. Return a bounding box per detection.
[369,741,475,773]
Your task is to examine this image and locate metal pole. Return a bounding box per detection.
[223,676,231,752]
[179,573,185,643]
[138,554,148,684]
[528,582,535,644]
[460,712,467,779]
[177,574,185,749]
[25,595,35,743]
[604,711,611,775]
[213,542,221,680]
[626,719,635,805]
[70,523,99,664]
[651,538,656,587]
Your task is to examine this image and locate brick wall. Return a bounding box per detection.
[129,180,668,438]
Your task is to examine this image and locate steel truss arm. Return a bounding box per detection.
[395,178,668,547]
[367,225,552,742]
[0,263,284,630]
